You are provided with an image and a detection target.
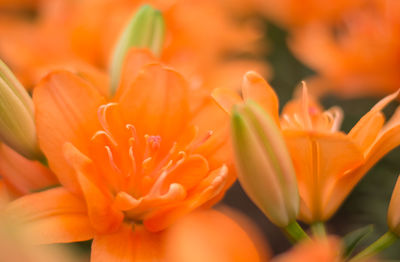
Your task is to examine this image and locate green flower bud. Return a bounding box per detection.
[231,100,299,227]
[110,4,165,94]
[0,60,42,160]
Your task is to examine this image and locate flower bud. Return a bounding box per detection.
[0,60,42,160]
[110,5,165,94]
[231,100,299,227]
[388,175,400,236]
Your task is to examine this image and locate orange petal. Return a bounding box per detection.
[283,130,364,222]
[190,96,232,170]
[4,187,94,244]
[114,48,158,99]
[0,144,58,196]
[33,70,106,194]
[64,142,124,233]
[0,180,9,208]
[165,208,269,262]
[328,112,400,219]
[162,155,209,192]
[388,175,400,234]
[144,166,228,232]
[349,90,399,151]
[91,223,164,262]
[116,64,189,149]
[242,71,280,125]
[211,87,243,114]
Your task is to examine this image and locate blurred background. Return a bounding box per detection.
[1,0,400,260]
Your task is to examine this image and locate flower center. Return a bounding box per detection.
[88,103,213,221]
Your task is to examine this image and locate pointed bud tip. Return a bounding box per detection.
[0,60,42,160]
[110,4,166,95]
[243,71,263,85]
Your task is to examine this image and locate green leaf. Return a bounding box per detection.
[343,225,374,258]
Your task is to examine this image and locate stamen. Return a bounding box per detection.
[97,103,118,133]
[126,124,138,140]
[147,135,161,150]
[189,130,213,151]
[105,146,122,174]
[92,130,118,147]
[142,157,153,171]
[128,146,137,175]
[148,170,169,196]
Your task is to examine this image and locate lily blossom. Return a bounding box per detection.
[290,0,400,98]
[213,71,400,223]
[5,48,234,261]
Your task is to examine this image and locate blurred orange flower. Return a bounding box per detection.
[5,49,235,261]
[0,0,268,90]
[290,0,400,98]
[227,0,369,28]
[214,71,400,223]
[0,0,37,10]
[165,208,270,262]
[272,237,342,262]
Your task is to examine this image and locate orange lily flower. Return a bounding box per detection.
[213,71,400,223]
[290,0,400,98]
[225,0,370,28]
[5,48,234,261]
[0,0,268,90]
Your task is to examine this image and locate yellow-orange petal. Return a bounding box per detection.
[91,223,164,262]
[283,130,364,222]
[116,63,189,149]
[4,187,94,244]
[165,208,269,262]
[33,70,106,194]
[0,144,57,196]
[242,71,280,126]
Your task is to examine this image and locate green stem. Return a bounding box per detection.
[349,231,399,262]
[282,221,310,243]
[311,221,327,238]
